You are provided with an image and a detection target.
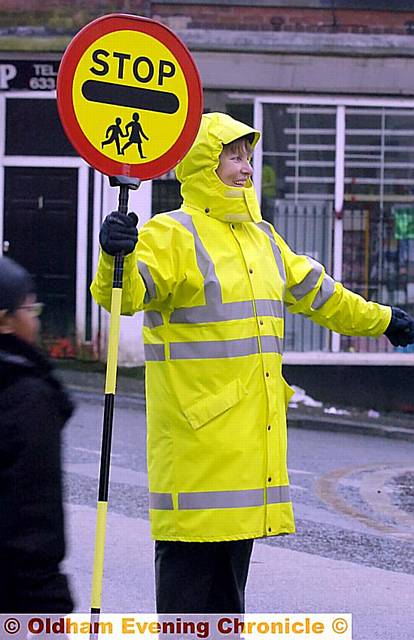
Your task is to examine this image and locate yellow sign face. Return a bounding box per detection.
[72,29,189,165]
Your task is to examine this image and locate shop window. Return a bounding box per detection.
[5,98,77,156]
[262,103,336,208]
[262,101,414,352]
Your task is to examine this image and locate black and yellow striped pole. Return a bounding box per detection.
[90,176,140,628]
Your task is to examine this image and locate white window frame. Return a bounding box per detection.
[0,91,91,343]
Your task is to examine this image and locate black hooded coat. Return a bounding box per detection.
[0,333,74,613]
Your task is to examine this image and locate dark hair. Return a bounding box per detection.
[222,134,253,156]
[0,257,35,313]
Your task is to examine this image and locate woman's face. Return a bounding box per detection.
[216,144,253,188]
[0,293,41,344]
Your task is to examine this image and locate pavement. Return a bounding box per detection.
[64,503,414,640]
[55,361,414,442]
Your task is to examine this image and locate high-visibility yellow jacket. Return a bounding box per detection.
[91,112,391,542]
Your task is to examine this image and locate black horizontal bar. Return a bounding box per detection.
[82,80,179,114]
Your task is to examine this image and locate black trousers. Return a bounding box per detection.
[155,539,254,614]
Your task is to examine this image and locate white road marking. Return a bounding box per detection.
[289,484,308,492]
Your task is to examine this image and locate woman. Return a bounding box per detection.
[0,256,74,613]
[92,112,413,615]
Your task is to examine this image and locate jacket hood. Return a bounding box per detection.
[176,112,262,223]
[0,256,35,313]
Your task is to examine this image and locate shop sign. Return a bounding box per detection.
[0,60,59,91]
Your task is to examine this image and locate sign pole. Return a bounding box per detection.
[90,176,140,622]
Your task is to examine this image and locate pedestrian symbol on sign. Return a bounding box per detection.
[122,112,149,158]
[101,112,149,159]
[101,117,126,155]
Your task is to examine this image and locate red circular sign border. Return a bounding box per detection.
[57,14,202,179]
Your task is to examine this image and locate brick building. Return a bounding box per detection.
[1,1,414,382]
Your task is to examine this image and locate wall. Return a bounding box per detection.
[284,363,414,413]
[1,1,413,37]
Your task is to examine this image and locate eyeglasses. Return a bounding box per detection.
[18,302,44,317]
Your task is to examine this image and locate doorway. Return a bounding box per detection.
[3,166,78,345]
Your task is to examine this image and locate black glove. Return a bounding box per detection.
[384,306,414,347]
[99,211,139,256]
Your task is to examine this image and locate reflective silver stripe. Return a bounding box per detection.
[170,337,259,360]
[144,310,163,328]
[255,299,283,318]
[146,336,284,361]
[178,486,291,509]
[149,493,173,510]
[171,298,284,324]
[150,487,292,510]
[313,274,336,310]
[260,335,284,355]
[167,212,285,325]
[257,222,286,284]
[267,485,291,504]
[168,211,222,306]
[138,260,157,304]
[178,488,264,510]
[170,300,254,324]
[290,258,323,300]
[144,343,165,361]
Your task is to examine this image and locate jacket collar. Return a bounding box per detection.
[181,168,262,224]
[0,334,74,418]
[0,333,51,376]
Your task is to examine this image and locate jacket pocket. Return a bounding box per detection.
[283,378,295,405]
[183,379,248,430]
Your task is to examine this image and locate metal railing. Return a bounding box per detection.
[340,205,413,353]
[266,199,414,353]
